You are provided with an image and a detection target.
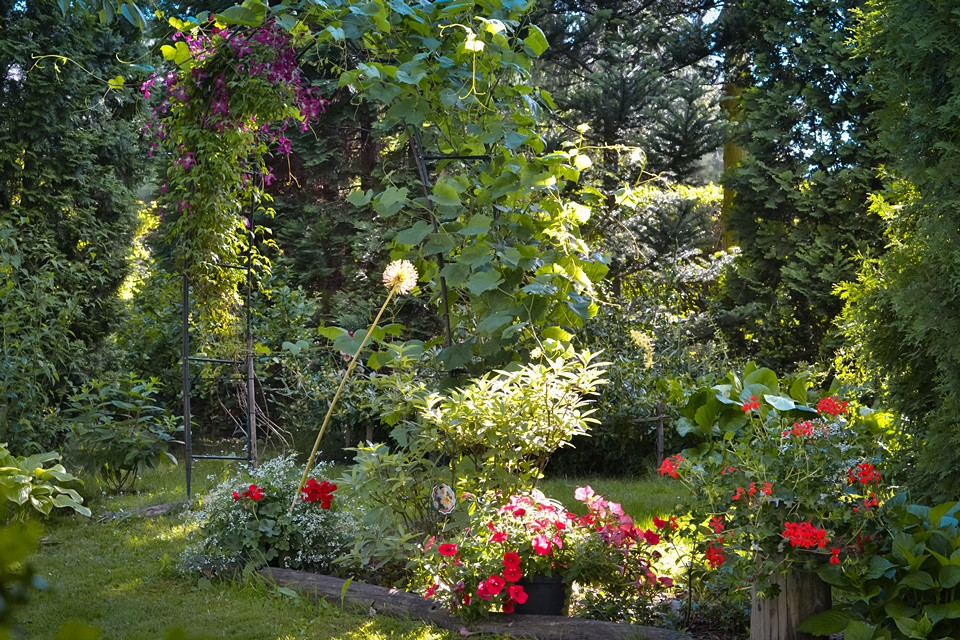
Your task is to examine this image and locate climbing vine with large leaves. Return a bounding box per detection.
[145,10,325,333]
[145,0,606,369]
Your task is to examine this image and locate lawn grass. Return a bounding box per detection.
[18,457,678,639]
[540,474,685,527]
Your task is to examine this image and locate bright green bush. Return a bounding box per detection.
[338,348,607,583]
[665,364,892,592]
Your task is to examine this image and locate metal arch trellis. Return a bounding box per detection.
[177,125,488,497]
[180,200,259,497]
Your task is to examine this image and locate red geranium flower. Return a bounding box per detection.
[301,478,337,508]
[507,584,528,605]
[502,600,515,614]
[741,395,761,412]
[657,454,684,479]
[817,396,848,417]
[531,535,552,556]
[438,543,458,557]
[709,516,725,533]
[485,575,506,596]
[782,521,828,549]
[241,484,263,501]
[232,491,241,501]
[829,548,841,565]
[706,541,725,568]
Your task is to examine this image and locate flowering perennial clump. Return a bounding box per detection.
[660,367,891,586]
[184,456,355,574]
[418,488,675,619]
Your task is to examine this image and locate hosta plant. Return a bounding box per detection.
[0,444,90,520]
[664,364,893,591]
[184,455,355,574]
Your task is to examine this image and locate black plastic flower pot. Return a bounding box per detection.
[514,574,568,616]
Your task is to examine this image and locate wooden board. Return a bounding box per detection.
[750,570,831,640]
[260,567,691,640]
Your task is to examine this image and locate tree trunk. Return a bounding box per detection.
[750,569,831,640]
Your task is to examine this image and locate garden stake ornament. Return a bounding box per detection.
[290,259,418,512]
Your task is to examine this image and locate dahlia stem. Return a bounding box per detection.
[290,286,397,512]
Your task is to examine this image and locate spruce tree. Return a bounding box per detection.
[712,0,884,369]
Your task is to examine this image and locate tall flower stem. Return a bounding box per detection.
[290,285,397,512]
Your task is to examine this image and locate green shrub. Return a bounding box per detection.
[67,374,181,493]
[184,455,355,574]
[800,497,960,639]
[338,348,607,583]
[0,445,90,520]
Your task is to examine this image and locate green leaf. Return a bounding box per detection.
[422,233,455,255]
[458,214,492,236]
[796,610,852,635]
[764,394,796,412]
[542,326,573,342]
[107,75,125,91]
[901,570,935,590]
[395,220,433,245]
[318,326,347,341]
[464,270,503,296]
[843,620,877,640]
[347,189,373,207]
[372,186,407,217]
[160,45,176,61]
[438,262,470,287]
[925,600,960,624]
[865,555,896,579]
[217,5,264,26]
[438,341,473,369]
[430,179,462,208]
[523,25,549,56]
[939,564,960,588]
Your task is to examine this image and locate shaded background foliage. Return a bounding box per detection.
[0,0,146,453]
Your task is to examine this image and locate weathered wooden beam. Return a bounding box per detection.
[260,567,691,640]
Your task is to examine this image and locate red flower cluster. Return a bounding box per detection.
[782,521,828,549]
[233,483,263,501]
[474,548,528,612]
[706,541,725,568]
[848,462,882,485]
[816,396,848,417]
[785,420,827,438]
[741,396,761,412]
[300,478,336,509]
[657,454,684,479]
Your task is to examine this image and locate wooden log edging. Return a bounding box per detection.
[260,567,691,640]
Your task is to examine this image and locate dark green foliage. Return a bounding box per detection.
[552,185,732,475]
[533,0,725,182]
[0,2,146,452]
[840,0,960,501]
[714,0,884,370]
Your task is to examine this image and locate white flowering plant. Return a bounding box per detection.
[184,455,356,574]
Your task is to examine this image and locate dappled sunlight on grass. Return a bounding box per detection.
[541,473,688,527]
